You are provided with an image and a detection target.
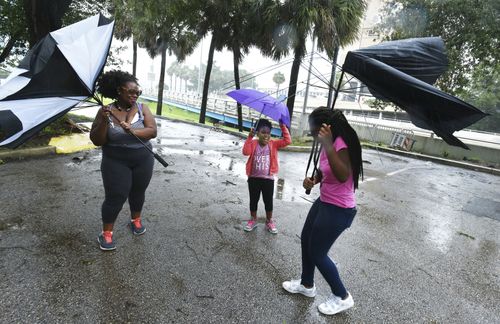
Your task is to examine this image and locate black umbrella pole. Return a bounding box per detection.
[330,70,345,110]
[304,70,345,193]
[305,140,321,195]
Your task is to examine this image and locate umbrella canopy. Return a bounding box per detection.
[226,89,291,128]
[0,14,114,148]
[342,37,487,149]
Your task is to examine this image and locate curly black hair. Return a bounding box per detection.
[95,70,138,99]
[309,107,363,189]
[255,118,272,131]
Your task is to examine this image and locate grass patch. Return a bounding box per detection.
[143,100,253,136]
[291,137,313,147]
[141,100,200,123]
[0,113,95,150]
[67,113,94,123]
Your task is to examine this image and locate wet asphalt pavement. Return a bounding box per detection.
[1,118,499,323]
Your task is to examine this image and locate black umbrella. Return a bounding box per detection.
[342,37,487,149]
[305,37,488,194]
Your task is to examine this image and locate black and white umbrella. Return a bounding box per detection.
[0,14,114,148]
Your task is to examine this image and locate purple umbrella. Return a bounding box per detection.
[226,88,291,128]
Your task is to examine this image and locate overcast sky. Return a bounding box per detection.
[115,36,338,93]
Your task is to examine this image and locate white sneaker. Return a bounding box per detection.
[282,279,317,298]
[318,292,354,315]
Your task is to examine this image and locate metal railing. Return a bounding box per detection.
[148,91,499,148]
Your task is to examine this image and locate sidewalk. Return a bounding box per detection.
[1,115,498,176]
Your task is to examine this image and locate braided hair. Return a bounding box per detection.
[309,107,363,189]
[95,70,138,99]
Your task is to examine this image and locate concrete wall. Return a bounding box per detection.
[350,121,500,166]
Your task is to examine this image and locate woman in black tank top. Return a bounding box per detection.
[90,70,157,251]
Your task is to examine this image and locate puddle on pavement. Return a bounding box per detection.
[425,215,453,254]
[0,216,24,230]
[155,145,313,203]
[157,147,247,176]
[274,177,316,203]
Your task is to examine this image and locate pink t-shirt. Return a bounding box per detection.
[319,136,356,208]
[250,144,274,179]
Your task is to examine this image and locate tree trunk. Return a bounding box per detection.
[199,36,216,124]
[232,46,243,132]
[156,47,167,115]
[132,39,137,77]
[0,36,17,64]
[24,0,72,47]
[327,46,339,108]
[286,40,306,122]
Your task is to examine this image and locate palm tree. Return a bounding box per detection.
[179,65,191,93]
[110,0,138,76]
[273,71,286,93]
[257,0,366,121]
[228,0,256,131]
[131,0,199,115]
[167,62,181,92]
[188,0,254,128]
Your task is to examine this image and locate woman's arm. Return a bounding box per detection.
[121,104,157,140]
[318,124,351,183]
[90,107,109,146]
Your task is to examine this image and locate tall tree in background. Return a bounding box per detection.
[0,0,27,64]
[377,0,499,96]
[110,0,137,76]
[23,0,72,47]
[127,0,199,115]
[189,0,256,127]
[376,0,500,131]
[0,0,108,65]
[228,0,257,131]
[273,71,285,92]
[257,0,366,121]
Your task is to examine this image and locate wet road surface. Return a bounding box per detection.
[1,118,499,323]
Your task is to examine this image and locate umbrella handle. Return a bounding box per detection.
[254,111,263,130]
[154,153,169,167]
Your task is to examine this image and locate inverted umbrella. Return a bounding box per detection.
[0,14,114,148]
[342,37,487,149]
[304,37,488,194]
[226,88,291,128]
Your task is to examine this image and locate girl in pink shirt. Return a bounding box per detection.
[242,119,291,233]
[282,107,363,316]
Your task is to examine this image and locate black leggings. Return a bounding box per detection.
[248,177,274,212]
[100,145,154,224]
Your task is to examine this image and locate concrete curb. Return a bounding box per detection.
[281,144,500,175]
[283,143,500,176]
[282,146,312,153]
[362,143,500,176]
[0,146,56,160]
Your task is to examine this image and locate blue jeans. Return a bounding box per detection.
[300,198,356,298]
